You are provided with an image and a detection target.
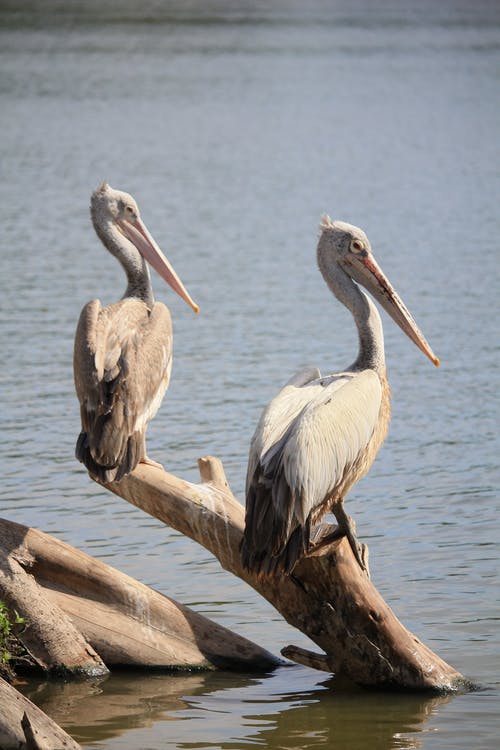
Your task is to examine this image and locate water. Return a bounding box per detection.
[1,0,499,747]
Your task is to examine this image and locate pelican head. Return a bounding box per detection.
[318,216,439,367]
[91,183,199,313]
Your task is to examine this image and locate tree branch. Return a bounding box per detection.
[105,458,468,691]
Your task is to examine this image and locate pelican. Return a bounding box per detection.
[74,182,199,484]
[241,217,439,577]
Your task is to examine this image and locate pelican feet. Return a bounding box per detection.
[316,504,370,578]
[335,505,370,578]
[140,455,164,471]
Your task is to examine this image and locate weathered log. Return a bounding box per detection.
[0,676,82,750]
[0,518,280,673]
[0,532,107,678]
[106,457,468,691]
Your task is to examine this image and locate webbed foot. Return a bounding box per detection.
[329,504,370,578]
[140,455,164,471]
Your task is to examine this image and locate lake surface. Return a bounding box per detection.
[1,1,499,748]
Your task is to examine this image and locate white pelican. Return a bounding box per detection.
[241,217,439,577]
[74,182,198,483]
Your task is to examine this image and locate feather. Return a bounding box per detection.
[74,297,172,483]
[241,369,384,576]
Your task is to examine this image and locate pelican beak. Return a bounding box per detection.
[346,253,440,367]
[118,217,199,313]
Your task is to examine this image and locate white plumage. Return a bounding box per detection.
[241,219,439,577]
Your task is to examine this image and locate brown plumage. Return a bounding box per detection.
[241,219,439,578]
[74,183,198,484]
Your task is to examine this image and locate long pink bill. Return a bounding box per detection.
[119,217,199,313]
[349,254,440,367]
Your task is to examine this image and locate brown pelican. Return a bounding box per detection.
[241,217,439,577]
[74,182,198,484]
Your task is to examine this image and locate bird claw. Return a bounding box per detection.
[308,517,370,579]
[326,505,371,579]
[358,542,370,579]
[140,455,164,471]
[342,515,370,579]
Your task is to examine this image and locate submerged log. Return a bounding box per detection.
[0,518,280,674]
[106,457,467,691]
[0,676,82,750]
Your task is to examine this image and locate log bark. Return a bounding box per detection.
[105,457,468,691]
[0,532,107,678]
[0,676,82,750]
[0,518,280,673]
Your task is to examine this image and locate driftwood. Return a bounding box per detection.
[0,518,280,675]
[0,455,467,693]
[104,456,467,692]
[0,532,107,679]
[0,676,82,750]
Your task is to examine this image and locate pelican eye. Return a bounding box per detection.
[123,204,137,220]
[350,239,365,253]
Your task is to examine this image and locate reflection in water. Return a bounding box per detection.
[174,673,453,750]
[21,672,207,745]
[21,668,453,750]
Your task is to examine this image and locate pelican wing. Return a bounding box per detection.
[74,298,172,482]
[245,366,322,496]
[280,369,382,523]
[242,369,382,574]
